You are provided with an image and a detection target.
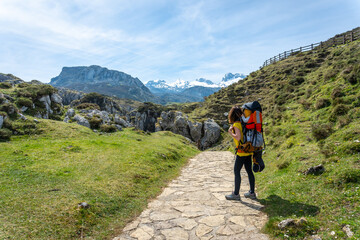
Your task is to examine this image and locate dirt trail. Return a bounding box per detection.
[114,151,269,240]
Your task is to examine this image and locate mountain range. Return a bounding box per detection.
[50,65,246,104]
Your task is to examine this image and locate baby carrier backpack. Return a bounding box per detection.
[237,101,265,172]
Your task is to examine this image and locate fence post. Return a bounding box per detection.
[284,51,286,58]
[351,31,354,42]
[279,53,281,60]
[311,44,313,50]
[300,46,302,52]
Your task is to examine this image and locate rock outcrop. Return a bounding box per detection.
[73,114,90,128]
[57,88,84,105]
[200,119,221,150]
[156,111,221,149]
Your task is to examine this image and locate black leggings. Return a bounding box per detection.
[234,155,255,195]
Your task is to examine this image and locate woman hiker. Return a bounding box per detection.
[225,106,257,200]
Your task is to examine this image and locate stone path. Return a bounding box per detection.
[114,151,269,240]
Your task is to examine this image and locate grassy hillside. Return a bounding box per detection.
[0,119,199,239]
[190,40,360,239]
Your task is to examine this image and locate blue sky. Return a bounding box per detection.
[0,0,359,84]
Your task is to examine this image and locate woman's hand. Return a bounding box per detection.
[228,126,234,133]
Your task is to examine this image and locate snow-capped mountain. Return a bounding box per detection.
[219,73,247,87]
[145,73,246,103]
[146,73,246,93]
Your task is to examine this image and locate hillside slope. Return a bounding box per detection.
[190,40,360,239]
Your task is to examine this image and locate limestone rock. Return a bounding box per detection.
[63,116,70,123]
[66,108,75,118]
[39,95,53,115]
[57,87,84,105]
[200,119,221,150]
[173,115,191,139]
[50,93,63,104]
[114,114,131,128]
[73,114,90,128]
[278,219,295,230]
[159,111,176,131]
[0,115,4,129]
[342,225,354,238]
[115,124,123,131]
[189,121,203,142]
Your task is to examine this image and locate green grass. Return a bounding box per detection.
[0,119,199,239]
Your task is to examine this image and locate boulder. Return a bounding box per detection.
[305,164,325,175]
[115,124,123,131]
[57,88,84,105]
[20,106,28,112]
[73,114,90,128]
[188,121,203,142]
[200,119,221,150]
[114,114,131,128]
[39,95,53,115]
[50,93,63,105]
[173,116,191,139]
[63,116,70,123]
[85,109,111,124]
[66,108,75,118]
[159,111,176,131]
[0,115,4,129]
[278,219,295,230]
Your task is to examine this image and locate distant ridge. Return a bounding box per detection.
[50,65,155,102]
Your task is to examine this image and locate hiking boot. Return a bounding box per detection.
[225,192,240,201]
[244,191,257,199]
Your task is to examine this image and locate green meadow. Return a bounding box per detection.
[0,119,199,239]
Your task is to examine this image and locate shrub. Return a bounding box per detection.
[290,77,305,86]
[336,169,360,186]
[0,82,12,89]
[299,99,311,110]
[10,121,38,135]
[76,103,100,110]
[311,123,332,141]
[345,64,360,84]
[15,97,33,108]
[100,124,117,133]
[324,69,338,81]
[331,104,349,116]
[315,98,331,109]
[331,87,344,100]
[0,128,12,141]
[277,161,290,170]
[305,61,318,68]
[89,117,102,129]
[17,82,31,88]
[16,84,56,99]
[0,103,18,118]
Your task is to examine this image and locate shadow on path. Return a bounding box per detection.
[258,195,320,217]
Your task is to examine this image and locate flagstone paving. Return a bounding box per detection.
[114,151,269,240]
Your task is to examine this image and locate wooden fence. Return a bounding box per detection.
[261,27,360,68]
